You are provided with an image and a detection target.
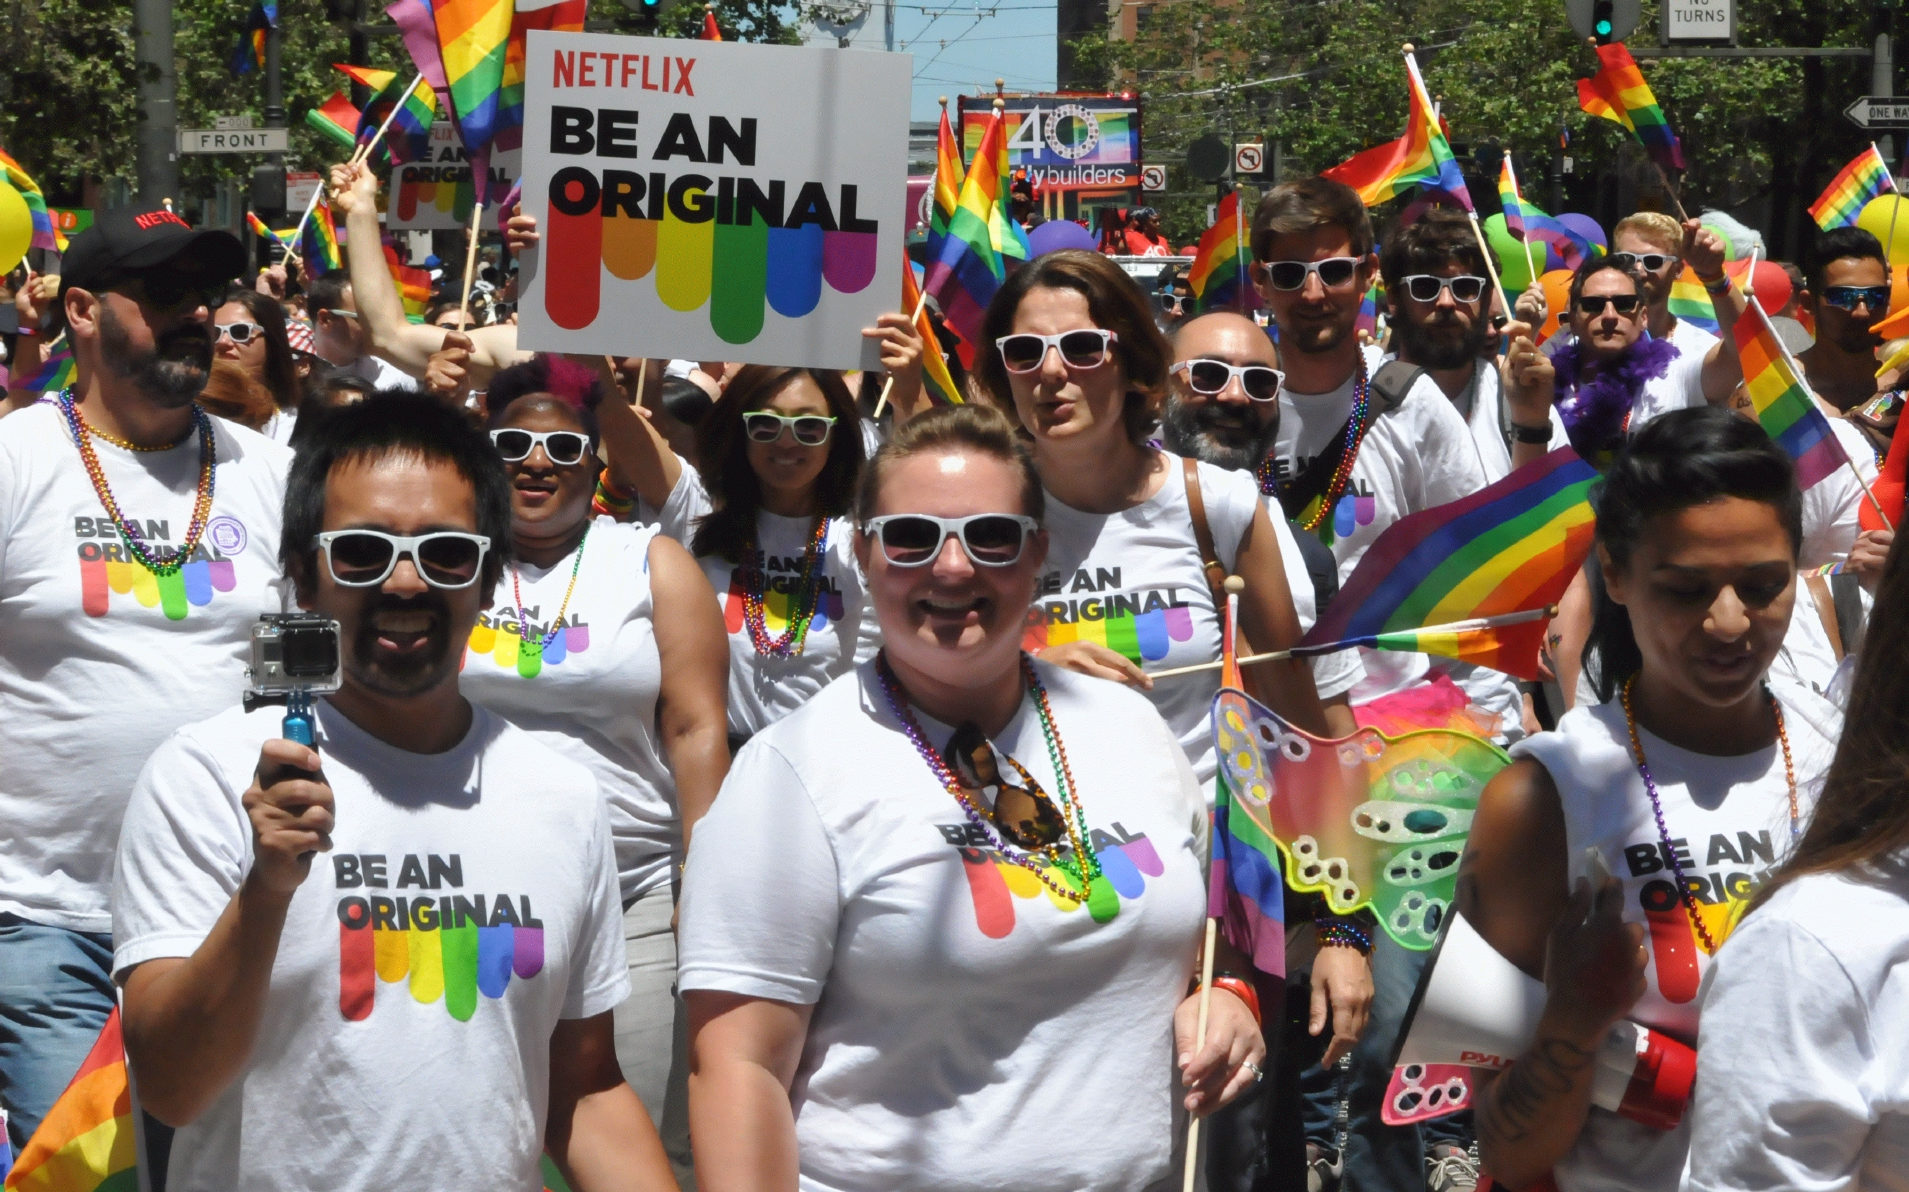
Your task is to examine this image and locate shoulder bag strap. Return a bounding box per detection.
[1183,456,1229,600]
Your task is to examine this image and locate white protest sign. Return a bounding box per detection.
[387,122,523,231]
[517,32,910,369]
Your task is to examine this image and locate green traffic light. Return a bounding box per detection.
[1595,18,1612,33]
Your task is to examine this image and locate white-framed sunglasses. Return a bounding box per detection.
[490,428,593,465]
[214,319,265,344]
[1261,256,1362,292]
[862,513,1040,567]
[995,329,1119,373]
[742,411,838,446]
[1398,274,1488,304]
[312,530,492,589]
[1170,358,1285,402]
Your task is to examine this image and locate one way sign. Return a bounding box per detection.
[1846,97,1909,131]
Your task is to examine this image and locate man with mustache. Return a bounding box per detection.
[112,394,675,1191]
[0,208,292,1155]
[1378,208,1563,481]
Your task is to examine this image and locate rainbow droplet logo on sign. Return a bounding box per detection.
[540,108,878,345]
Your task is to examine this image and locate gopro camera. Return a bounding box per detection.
[247,614,343,699]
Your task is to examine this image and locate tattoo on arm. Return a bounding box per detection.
[1478,1035,1597,1146]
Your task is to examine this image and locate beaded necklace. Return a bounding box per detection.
[1620,675,1796,956]
[877,652,1117,920]
[741,516,829,658]
[1258,357,1371,532]
[510,522,590,653]
[59,389,216,577]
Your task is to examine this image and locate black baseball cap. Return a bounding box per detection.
[58,206,246,306]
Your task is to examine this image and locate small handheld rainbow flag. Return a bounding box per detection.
[1665,256,1754,336]
[1577,43,1684,173]
[1188,190,1255,313]
[1354,281,1382,339]
[1733,292,1852,494]
[341,68,438,166]
[230,1,276,75]
[246,211,296,249]
[20,342,75,394]
[1808,145,1895,232]
[902,261,962,405]
[300,197,343,275]
[1208,604,1286,982]
[929,103,963,246]
[1299,447,1599,681]
[2,1010,136,1192]
[496,0,588,152]
[925,105,1018,364]
[1324,50,1471,210]
[304,90,363,151]
[433,0,514,199]
[1497,153,1594,271]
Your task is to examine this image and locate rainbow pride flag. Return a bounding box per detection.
[1355,282,1382,339]
[304,90,362,151]
[342,68,438,166]
[1497,154,1592,271]
[1809,145,1894,232]
[701,7,723,39]
[1300,447,1599,681]
[1188,190,1254,313]
[0,148,61,252]
[1733,294,1848,492]
[925,105,1017,361]
[930,105,963,245]
[333,62,398,93]
[496,0,588,152]
[1577,43,1684,173]
[1324,51,1471,209]
[246,211,296,249]
[230,1,276,74]
[300,197,343,276]
[2,1011,135,1192]
[20,342,75,394]
[433,0,514,195]
[1665,257,1755,336]
[385,244,433,321]
[902,260,962,405]
[1208,610,1286,980]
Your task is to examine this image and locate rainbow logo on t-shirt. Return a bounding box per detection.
[333,853,546,1023]
[1022,604,1194,666]
[468,615,592,679]
[1292,492,1376,547]
[722,570,845,637]
[74,514,248,621]
[940,821,1163,938]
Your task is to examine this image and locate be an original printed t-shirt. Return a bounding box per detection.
[462,519,679,903]
[112,701,629,1192]
[0,402,289,932]
[677,660,1208,1192]
[652,458,878,737]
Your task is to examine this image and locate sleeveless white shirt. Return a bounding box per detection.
[1508,685,1840,1192]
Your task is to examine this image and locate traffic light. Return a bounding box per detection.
[1591,0,1615,43]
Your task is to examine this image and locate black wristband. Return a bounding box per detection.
[1511,422,1553,444]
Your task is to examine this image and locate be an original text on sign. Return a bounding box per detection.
[517,32,910,369]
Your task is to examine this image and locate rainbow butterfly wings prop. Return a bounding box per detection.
[1211,686,1508,950]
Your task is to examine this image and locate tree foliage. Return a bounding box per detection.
[1072,0,1905,256]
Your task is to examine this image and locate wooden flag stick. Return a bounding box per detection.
[456,200,484,331]
[1467,210,1511,328]
[872,288,933,420]
[281,176,328,264]
[349,73,427,167]
[1181,916,1219,1192]
[1146,606,1559,680]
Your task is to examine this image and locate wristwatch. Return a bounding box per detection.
[1512,422,1553,444]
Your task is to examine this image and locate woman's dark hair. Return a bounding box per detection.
[219,286,300,411]
[689,365,863,563]
[974,249,1171,447]
[1752,530,1909,913]
[281,391,513,596]
[855,403,1044,525]
[1582,407,1803,702]
[484,354,606,441]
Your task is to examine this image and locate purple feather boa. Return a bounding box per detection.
[1551,336,1679,458]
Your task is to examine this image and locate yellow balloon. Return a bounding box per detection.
[1856,194,1909,265]
[0,182,30,276]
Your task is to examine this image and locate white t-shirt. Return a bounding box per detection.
[1637,321,1718,428]
[1681,863,1909,1192]
[460,519,677,903]
[1511,694,1840,1192]
[336,352,421,393]
[676,659,1208,1192]
[259,407,298,446]
[1270,347,1501,712]
[652,459,878,737]
[1799,415,1882,569]
[0,403,291,932]
[1381,353,1569,483]
[1264,506,1364,701]
[111,700,629,1192]
[1025,451,1319,787]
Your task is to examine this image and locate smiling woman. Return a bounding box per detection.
[677,404,1266,1192]
[1454,407,1842,1192]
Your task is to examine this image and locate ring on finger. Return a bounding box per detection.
[1244,1060,1265,1082]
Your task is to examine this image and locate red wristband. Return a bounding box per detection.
[1210,975,1261,1027]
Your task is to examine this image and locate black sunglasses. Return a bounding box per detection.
[945,723,1066,850]
[108,271,226,312]
[1576,294,1642,317]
